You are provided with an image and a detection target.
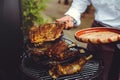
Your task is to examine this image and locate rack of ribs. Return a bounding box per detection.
[49,55,93,79]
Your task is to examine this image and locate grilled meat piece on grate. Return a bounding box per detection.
[46,40,78,61]
[46,41,68,60]
[29,23,65,43]
[49,55,93,79]
[26,40,54,56]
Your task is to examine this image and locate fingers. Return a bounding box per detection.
[64,20,74,29]
[56,15,74,30]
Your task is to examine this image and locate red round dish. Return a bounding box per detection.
[74,27,120,44]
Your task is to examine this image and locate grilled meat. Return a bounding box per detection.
[49,55,93,79]
[29,23,65,43]
[46,40,78,60]
[26,41,54,55]
[28,47,47,55]
[46,41,68,59]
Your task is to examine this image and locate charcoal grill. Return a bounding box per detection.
[21,36,103,80]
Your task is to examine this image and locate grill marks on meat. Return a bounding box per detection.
[26,40,54,56]
[46,41,79,61]
[49,55,93,79]
[29,23,65,43]
[27,37,78,58]
[46,41,68,60]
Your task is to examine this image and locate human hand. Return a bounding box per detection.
[56,15,75,29]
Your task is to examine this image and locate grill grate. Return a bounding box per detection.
[21,36,103,80]
[20,54,103,80]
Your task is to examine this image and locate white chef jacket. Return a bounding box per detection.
[65,0,120,28]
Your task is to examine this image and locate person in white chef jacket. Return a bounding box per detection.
[56,0,120,80]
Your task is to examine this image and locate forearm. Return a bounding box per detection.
[65,0,90,26]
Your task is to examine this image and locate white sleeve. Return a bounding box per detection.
[65,0,90,26]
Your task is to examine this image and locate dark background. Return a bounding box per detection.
[0,0,23,80]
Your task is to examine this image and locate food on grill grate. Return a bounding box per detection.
[46,41,68,59]
[26,40,54,56]
[28,47,47,55]
[49,55,93,79]
[29,23,65,43]
[26,37,78,58]
[46,40,78,60]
